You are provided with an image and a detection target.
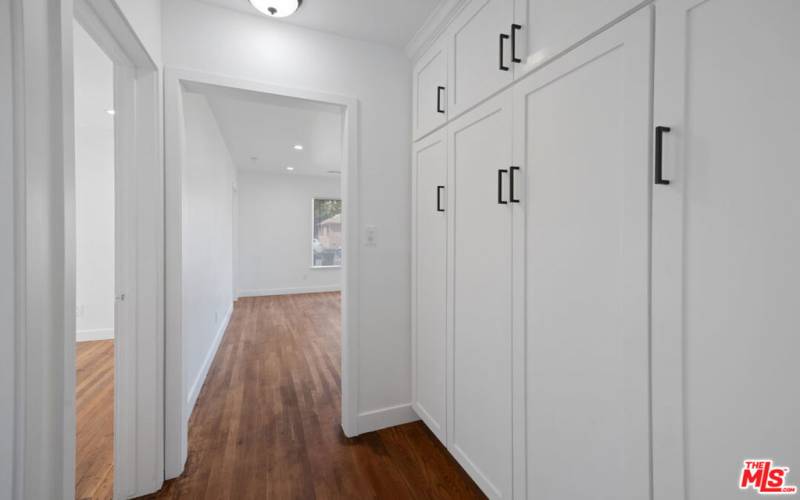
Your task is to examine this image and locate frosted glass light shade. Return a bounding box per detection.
[249,0,302,18]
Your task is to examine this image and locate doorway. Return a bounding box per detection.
[164,70,361,478]
[73,19,116,499]
[71,1,164,497]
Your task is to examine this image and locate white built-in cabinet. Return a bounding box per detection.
[447,0,515,117]
[411,1,800,499]
[651,1,800,499]
[512,0,646,75]
[514,9,652,499]
[412,129,448,444]
[413,42,448,140]
[449,89,518,499]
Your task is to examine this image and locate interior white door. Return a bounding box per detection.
[651,2,800,499]
[412,129,448,444]
[450,89,514,499]
[413,42,448,140]
[448,0,514,117]
[513,8,652,500]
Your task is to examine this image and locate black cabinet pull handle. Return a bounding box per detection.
[436,186,445,212]
[499,33,510,71]
[655,126,671,185]
[510,166,520,203]
[511,24,522,63]
[498,169,508,204]
[436,86,445,114]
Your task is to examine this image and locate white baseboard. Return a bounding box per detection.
[186,302,234,413]
[76,328,115,342]
[237,284,341,298]
[357,403,419,434]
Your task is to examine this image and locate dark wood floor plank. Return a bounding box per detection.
[141,292,485,500]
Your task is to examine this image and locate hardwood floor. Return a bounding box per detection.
[76,339,115,500]
[144,292,484,499]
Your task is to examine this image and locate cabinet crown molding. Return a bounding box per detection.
[405,0,469,62]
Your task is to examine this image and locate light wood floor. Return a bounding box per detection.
[143,292,484,499]
[76,339,115,500]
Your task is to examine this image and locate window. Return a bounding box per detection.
[312,198,342,268]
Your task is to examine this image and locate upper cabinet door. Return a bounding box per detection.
[651,2,800,500]
[413,42,448,141]
[448,0,514,117]
[513,0,646,78]
[514,8,652,500]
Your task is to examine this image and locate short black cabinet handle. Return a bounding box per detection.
[655,126,671,185]
[511,24,522,63]
[510,166,520,203]
[499,33,510,71]
[436,86,445,114]
[436,186,445,212]
[498,169,508,204]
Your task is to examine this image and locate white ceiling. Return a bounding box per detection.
[185,82,344,177]
[197,0,442,47]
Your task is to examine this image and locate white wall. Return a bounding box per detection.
[237,171,342,297]
[1,0,15,495]
[181,90,236,415]
[116,0,162,67]
[164,0,413,424]
[74,21,116,342]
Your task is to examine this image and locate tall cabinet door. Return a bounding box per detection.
[413,42,448,140]
[513,8,653,500]
[412,129,448,444]
[449,90,515,499]
[652,2,800,500]
[448,0,514,117]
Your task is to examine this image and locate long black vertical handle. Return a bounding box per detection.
[498,169,508,204]
[509,166,520,203]
[655,126,671,185]
[436,86,445,114]
[511,24,522,63]
[436,186,445,212]
[499,34,510,71]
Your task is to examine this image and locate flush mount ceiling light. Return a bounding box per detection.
[249,0,302,18]
[293,144,304,150]
[286,166,295,171]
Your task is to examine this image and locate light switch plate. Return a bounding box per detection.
[364,225,377,247]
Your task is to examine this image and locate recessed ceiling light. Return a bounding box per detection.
[249,0,302,18]
[106,109,116,115]
[286,166,295,171]
[293,144,304,150]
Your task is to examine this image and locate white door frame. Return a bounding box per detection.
[74,1,165,498]
[163,67,361,478]
[9,0,164,498]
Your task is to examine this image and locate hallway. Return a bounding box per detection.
[145,293,483,499]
